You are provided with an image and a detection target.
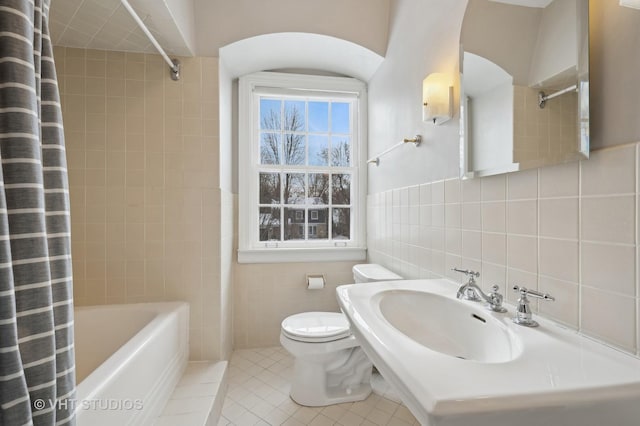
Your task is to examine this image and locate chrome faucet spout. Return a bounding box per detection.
[451,268,507,313]
[452,268,482,302]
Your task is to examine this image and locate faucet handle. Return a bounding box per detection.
[452,267,480,278]
[486,285,507,313]
[512,285,554,327]
[512,285,555,301]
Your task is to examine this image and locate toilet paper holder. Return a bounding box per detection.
[306,274,326,290]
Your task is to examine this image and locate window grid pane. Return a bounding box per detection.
[259,207,281,241]
[257,175,352,242]
[308,208,329,240]
[332,207,351,240]
[257,95,354,244]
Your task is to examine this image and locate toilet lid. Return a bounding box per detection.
[281,312,351,343]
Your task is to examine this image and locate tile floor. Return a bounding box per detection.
[155,361,227,426]
[218,346,419,426]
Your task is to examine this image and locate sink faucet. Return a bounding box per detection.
[512,285,555,327]
[451,268,507,313]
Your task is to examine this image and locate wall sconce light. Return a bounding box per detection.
[422,73,453,125]
[620,0,640,9]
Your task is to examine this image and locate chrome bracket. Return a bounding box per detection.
[170,59,181,81]
[403,135,422,146]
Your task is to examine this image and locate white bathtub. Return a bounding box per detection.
[74,302,189,426]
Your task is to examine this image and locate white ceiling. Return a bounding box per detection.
[50,0,390,59]
[49,0,193,56]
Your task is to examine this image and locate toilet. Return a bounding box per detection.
[280,264,402,406]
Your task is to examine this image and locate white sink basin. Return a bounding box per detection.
[337,279,640,426]
[377,290,520,363]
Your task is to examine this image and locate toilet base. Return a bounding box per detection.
[281,334,373,407]
[290,382,372,407]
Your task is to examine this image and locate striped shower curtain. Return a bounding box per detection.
[0,0,76,425]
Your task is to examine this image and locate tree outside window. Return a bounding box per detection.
[258,98,352,242]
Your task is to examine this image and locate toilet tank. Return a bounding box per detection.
[352,264,402,283]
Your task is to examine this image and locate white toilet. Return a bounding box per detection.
[280,264,402,406]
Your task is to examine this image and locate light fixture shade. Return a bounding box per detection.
[422,73,453,125]
[620,0,640,9]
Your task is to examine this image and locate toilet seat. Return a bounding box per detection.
[281,312,351,343]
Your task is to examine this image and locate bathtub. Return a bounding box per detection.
[74,302,189,425]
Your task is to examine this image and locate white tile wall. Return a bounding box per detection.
[582,196,635,244]
[507,200,537,235]
[507,169,537,200]
[368,143,640,356]
[507,235,536,273]
[539,198,578,239]
[538,238,579,283]
[481,202,505,233]
[581,145,636,195]
[539,161,579,197]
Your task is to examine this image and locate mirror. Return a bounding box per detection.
[460,0,589,178]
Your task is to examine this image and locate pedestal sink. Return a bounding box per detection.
[377,290,520,363]
[337,279,640,426]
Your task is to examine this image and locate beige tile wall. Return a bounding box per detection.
[55,46,228,360]
[233,261,359,348]
[368,143,640,356]
[513,85,578,167]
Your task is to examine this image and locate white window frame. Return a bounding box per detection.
[238,72,367,263]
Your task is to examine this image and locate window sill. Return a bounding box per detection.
[237,247,367,264]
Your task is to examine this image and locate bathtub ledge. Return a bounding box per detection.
[154,360,228,426]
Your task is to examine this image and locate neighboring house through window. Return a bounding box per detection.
[238,72,367,263]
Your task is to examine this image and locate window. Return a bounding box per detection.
[239,72,367,263]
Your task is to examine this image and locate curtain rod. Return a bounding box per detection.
[538,84,577,109]
[120,0,181,81]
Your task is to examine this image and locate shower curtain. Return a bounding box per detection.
[0,0,76,425]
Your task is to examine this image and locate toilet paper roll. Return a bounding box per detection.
[307,275,325,290]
